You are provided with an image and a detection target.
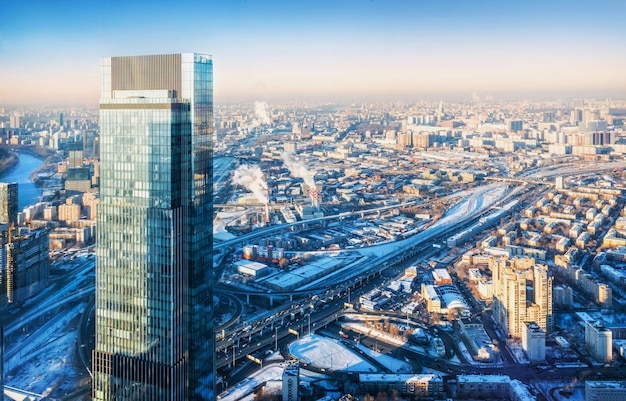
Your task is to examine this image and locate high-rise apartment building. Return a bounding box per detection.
[9,112,19,130]
[522,321,546,362]
[491,257,553,338]
[584,318,613,363]
[93,53,214,401]
[4,229,50,305]
[0,182,18,226]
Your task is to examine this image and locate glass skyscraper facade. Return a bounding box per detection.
[0,182,18,226]
[93,53,214,401]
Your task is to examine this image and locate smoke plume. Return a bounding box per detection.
[241,101,271,132]
[281,151,316,188]
[233,164,269,204]
[254,101,271,125]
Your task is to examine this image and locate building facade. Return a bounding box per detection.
[4,229,50,305]
[456,375,535,401]
[358,374,443,399]
[585,319,613,363]
[93,53,214,401]
[0,182,18,226]
[282,361,299,401]
[522,321,546,362]
[585,381,626,401]
[491,257,553,337]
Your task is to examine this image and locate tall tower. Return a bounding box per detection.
[0,182,18,226]
[93,54,214,401]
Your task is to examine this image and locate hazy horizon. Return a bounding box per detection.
[2,0,626,106]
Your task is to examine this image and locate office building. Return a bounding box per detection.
[93,53,214,401]
[67,141,84,168]
[0,182,18,226]
[65,167,92,195]
[282,361,299,401]
[522,322,546,362]
[586,381,626,401]
[509,120,523,133]
[491,257,553,337]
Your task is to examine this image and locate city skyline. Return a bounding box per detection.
[2,0,626,106]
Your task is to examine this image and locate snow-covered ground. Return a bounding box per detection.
[355,344,412,373]
[220,332,414,401]
[289,334,377,372]
[218,364,284,401]
[5,302,85,396]
[535,381,585,401]
[340,322,439,360]
[3,256,94,399]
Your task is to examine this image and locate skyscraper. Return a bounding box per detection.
[93,53,214,401]
[0,182,18,226]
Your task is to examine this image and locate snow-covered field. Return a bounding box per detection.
[289,334,377,372]
[355,344,412,373]
[218,364,285,401]
[5,303,84,397]
[3,256,94,399]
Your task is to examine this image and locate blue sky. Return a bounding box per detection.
[1,0,625,105]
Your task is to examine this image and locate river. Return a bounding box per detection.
[0,152,46,210]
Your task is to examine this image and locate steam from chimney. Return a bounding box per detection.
[281,152,315,188]
[241,101,271,133]
[254,101,271,125]
[233,164,269,204]
[281,151,320,207]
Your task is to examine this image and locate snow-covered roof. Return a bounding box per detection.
[359,373,442,383]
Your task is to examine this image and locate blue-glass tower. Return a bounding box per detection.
[93,53,214,401]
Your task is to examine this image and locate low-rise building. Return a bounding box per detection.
[358,374,443,399]
[456,375,535,401]
[585,381,626,401]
